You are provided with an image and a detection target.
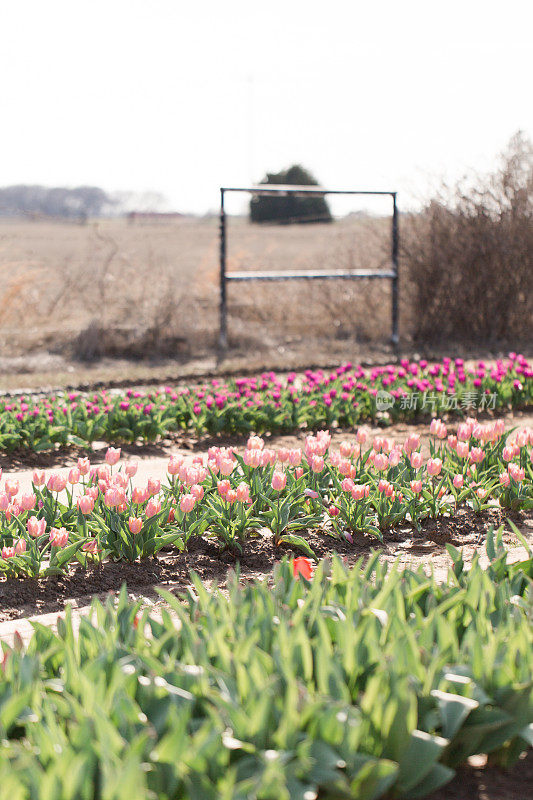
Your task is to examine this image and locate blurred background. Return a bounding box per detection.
[0,0,531,388]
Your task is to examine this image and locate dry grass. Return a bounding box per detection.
[0,215,394,367]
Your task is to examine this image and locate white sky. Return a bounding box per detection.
[0,0,531,215]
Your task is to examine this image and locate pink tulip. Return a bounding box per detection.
[427,458,442,477]
[373,453,389,471]
[6,501,21,521]
[191,484,204,501]
[147,478,161,497]
[356,427,369,445]
[180,494,196,513]
[14,538,26,555]
[277,448,290,463]
[145,498,161,518]
[0,493,9,512]
[502,446,514,462]
[128,516,143,535]
[56,474,68,492]
[499,472,510,487]
[453,474,464,489]
[104,487,126,508]
[338,459,351,476]
[409,451,423,469]
[32,470,45,486]
[82,540,99,554]
[388,449,401,467]
[1,546,15,559]
[47,473,67,493]
[304,488,319,499]
[515,430,528,448]
[341,477,355,493]
[456,442,469,459]
[77,457,91,475]
[27,516,46,537]
[447,435,458,450]
[236,483,250,502]
[225,489,237,504]
[469,447,484,464]
[243,449,261,468]
[271,471,287,491]
[295,467,304,480]
[68,467,80,485]
[261,449,277,467]
[167,456,183,475]
[20,493,36,511]
[112,472,128,489]
[125,461,138,478]
[310,455,325,473]
[339,441,353,458]
[5,480,19,497]
[77,495,95,515]
[105,447,121,465]
[218,457,235,476]
[288,449,302,466]
[49,527,68,547]
[246,435,264,451]
[430,419,447,438]
[457,423,471,441]
[217,480,231,497]
[373,436,385,453]
[351,485,369,501]
[97,465,111,481]
[410,479,423,494]
[508,463,525,483]
[404,433,420,454]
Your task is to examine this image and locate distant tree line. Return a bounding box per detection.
[0,186,172,220]
[250,165,332,224]
[0,185,114,219]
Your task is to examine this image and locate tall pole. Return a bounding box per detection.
[219,188,227,351]
[391,192,399,346]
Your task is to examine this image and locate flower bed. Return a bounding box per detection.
[0,354,531,452]
[1,538,531,798]
[0,417,531,578]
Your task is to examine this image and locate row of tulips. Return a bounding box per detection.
[0,354,531,451]
[0,417,532,578]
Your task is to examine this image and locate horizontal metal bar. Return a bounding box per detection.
[226,269,396,282]
[221,185,395,197]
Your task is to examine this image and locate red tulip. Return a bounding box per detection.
[292,557,313,580]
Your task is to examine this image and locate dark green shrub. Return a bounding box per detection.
[250,164,332,224]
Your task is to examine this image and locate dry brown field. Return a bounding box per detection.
[0,215,403,388]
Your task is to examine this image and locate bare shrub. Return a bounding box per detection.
[403,132,533,343]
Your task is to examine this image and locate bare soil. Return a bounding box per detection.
[425,750,533,800]
[0,506,530,624]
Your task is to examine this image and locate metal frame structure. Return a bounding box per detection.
[219,185,399,350]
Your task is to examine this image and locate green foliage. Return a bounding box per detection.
[250,164,332,224]
[0,544,531,798]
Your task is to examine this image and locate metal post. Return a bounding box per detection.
[219,188,227,350]
[391,192,399,346]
